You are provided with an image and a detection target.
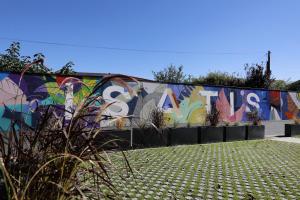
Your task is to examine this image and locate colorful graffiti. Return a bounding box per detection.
[0,72,299,131]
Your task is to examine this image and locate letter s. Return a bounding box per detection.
[246,93,260,112]
[102,86,130,116]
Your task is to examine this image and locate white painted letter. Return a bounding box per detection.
[230,92,234,116]
[157,88,179,113]
[246,93,260,112]
[65,82,74,120]
[102,85,130,117]
[199,91,218,113]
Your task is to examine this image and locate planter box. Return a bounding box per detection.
[169,127,198,145]
[198,126,224,144]
[224,126,246,142]
[246,125,265,140]
[285,124,300,137]
[96,130,131,149]
[133,128,170,148]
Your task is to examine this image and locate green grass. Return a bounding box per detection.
[103,140,300,199]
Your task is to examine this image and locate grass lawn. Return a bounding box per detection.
[102,140,300,199]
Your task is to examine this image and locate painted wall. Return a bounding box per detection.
[0,72,299,131]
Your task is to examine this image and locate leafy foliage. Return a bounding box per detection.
[244,63,275,89]
[287,80,300,91]
[269,80,290,90]
[56,61,76,75]
[191,71,245,86]
[153,62,295,91]
[0,42,75,74]
[152,65,187,83]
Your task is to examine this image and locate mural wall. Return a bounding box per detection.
[0,72,299,131]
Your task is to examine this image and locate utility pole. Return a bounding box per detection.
[266,51,271,75]
[265,50,271,88]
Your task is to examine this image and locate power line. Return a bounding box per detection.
[0,36,264,55]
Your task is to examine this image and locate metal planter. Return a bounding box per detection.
[224,126,246,142]
[285,124,300,137]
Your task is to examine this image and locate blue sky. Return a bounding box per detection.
[0,0,299,81]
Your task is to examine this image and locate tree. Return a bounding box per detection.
[191,71,245,87]
[244,63,274,89]
[269,80,289,90]
[56,61,75,75]
[287,80,300,91]
[152,65,187,83]
[0,42,75,74]
[153,61,289,90]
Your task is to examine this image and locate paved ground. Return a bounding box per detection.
[102,140,300,199]
[262,120,293,137]
[269,137,300,144]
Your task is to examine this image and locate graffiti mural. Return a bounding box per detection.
[0,72,299,131]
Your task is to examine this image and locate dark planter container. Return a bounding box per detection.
[246,125,265,140]
[133,128,170,148]
[285,124,300,137]
[224,126,246,142]
[198,126,224,144]
[96,130,131,149]
[169,127,198,145]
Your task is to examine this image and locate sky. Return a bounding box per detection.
[0,0,299,81]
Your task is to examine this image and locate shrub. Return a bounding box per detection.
[205,104,220,126]
[150,107,165,130]
[247,110,262,126]
[287,80,300,91]
[192,71,245,87]
[223,120,230,126]
[115,117,125,130]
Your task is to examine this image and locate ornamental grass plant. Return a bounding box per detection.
[0,71,139,200]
